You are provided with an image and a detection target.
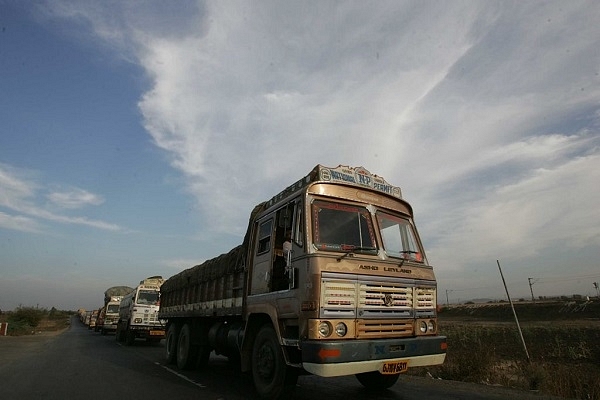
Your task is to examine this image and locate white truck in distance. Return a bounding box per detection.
[101,286,133,335]
[116,276,165,345]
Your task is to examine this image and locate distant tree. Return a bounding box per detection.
[8,306,45,328]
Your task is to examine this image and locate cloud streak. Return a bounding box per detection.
[47,187,105,209]
[0,164,120,232]
[36,1,600,299]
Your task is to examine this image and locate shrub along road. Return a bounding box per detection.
[0,316,560,400]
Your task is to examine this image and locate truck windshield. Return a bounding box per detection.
[107,304,119,313]
[376,211,423,262]
[137,290,159,305]
[312,200,376,252]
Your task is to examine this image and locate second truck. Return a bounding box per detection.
[99,286,133,335]
[159,165,447,399]
[116,276,165,345]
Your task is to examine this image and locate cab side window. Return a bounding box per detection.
[257,219,273,254]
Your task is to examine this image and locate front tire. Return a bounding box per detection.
[251,325,297,399]
[125,326,136,346]
[355,371,400,390]
[115,324,125,342]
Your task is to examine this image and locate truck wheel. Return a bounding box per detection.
[177,324,199,370]
[115,326,124,342]
[252,325,298,399]
[355,371,400,390]
[165,324,179,364]
[125,327,136,346]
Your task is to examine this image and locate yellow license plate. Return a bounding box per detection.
[149,330,164,336]
[380,360,409,375]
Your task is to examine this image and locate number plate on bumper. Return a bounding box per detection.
[380,360,409,375]
[149,330,164,336]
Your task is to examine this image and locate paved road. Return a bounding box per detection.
[0,317,559,400]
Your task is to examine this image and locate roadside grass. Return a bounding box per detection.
[416,321,600,400]
[0,307,72,336]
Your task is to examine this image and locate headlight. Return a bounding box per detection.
[419,321,428,333]
[335,322,347,337]
[134,318,142,323]
[427,320,436,333]
[318,321,332,337]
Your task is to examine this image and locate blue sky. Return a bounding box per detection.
[1,1,599,311]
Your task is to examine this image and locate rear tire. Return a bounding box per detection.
[165,324,179,364]
[251,325,298,399]
[177,324,199,370]
[355,371,400,390]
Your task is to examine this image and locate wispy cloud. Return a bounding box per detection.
[0,211,42,233]
[47,187,105,209]
[0,164,120,232]
[41,1,600,296]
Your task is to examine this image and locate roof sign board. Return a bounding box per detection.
[315,165,402,199]
[266,164,403,207]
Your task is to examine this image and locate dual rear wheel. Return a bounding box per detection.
[165,323,210,370]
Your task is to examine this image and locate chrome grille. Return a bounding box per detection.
[358,281,413,318]
[356,319,414,338]
[321,272,436,319]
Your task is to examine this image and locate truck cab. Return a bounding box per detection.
[116,276,165,345]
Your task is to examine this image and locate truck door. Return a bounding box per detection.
[250,217,274,295]
[249,199,303,295]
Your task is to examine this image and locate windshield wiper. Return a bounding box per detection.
[336,246,377,262]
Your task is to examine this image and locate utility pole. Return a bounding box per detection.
[528,277,538,303]
[445,289,453,307]
[594,282,599,298]
[498,260,531,362]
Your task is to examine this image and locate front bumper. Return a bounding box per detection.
[301,335,446,377]
[102,323,117,331]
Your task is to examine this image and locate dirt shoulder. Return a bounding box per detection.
[0,327,69,365]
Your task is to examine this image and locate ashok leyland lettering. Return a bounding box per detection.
[159,165,446,399]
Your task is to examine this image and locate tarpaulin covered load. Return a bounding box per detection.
[104,286,134,304]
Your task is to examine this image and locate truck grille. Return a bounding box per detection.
[320,272,436,320]
[356,319,414,338]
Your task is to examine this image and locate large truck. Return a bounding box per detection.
[159,165,447,399]
[100,286,133,335]
[116,277,165,345]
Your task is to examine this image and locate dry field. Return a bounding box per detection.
[416,300,600,400]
